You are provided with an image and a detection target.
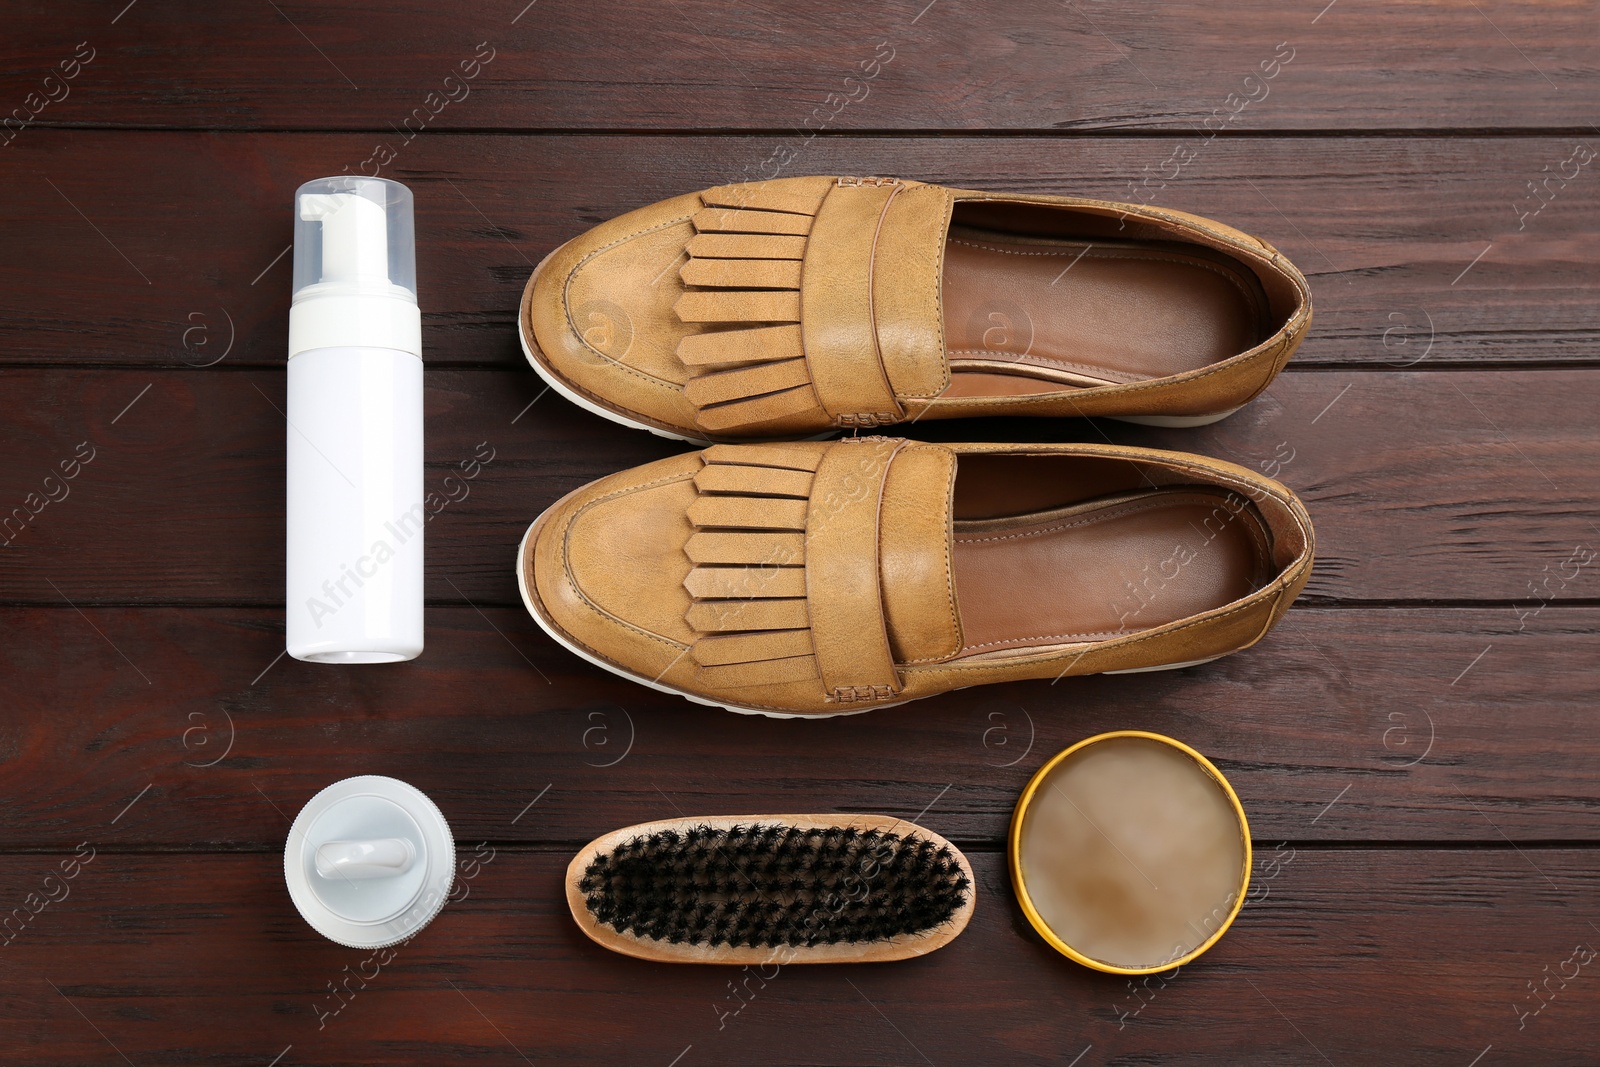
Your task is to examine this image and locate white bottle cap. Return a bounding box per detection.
[288,177,422,359]
[284,776,454,948]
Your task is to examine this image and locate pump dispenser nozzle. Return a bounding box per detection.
[288,177,419,358]
[299,191,390,289]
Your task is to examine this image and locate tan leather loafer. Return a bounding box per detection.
[518,438,1314,717]
[520,176,1311,442]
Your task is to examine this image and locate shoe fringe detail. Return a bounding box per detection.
[680,438,908,705]
[673,180,910,436]
[673,184,827,435]
[681,442,832,688]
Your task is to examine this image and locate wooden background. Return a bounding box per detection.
[1,1,1597,1063]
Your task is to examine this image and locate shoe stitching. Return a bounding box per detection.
[952,493,1211,544]
[558,211,697,396]
[531,210,712,436]
[899,444,963,664]
[932,326,1292,409]
[923,186,956,399]
[946,237,1260,310]
[960,629,1146,650]
[909,590,1270,676]
[945,351,1142,383]
[553,469,697,657]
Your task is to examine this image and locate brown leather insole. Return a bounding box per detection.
[940,227,1268,398]
[951,487,1271,655]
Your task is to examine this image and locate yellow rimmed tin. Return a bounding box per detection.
[1008,730,1251,975]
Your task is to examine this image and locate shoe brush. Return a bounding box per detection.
[566,814,975,964]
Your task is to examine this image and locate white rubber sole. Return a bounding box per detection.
[518,313,712,445]
[1103,656,1223,674]
[1109,408,1241,428]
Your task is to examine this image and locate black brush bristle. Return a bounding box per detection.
[579,824,969,949]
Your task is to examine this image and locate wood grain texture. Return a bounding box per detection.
[0,368,1593,605]
[0,605,1592,850]
[1,133,1596,370]
[3,6,1597,1064]
[3,0,1596,132]
[0,849,1594,1066]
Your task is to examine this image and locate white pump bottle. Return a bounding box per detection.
[285,177,424,663]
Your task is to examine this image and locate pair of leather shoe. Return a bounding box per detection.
[516,177,1315,717]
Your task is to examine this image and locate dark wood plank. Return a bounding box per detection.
[1,133,1596,370]
[0,605,1592,849]
[0,368,1594,605]
[3,1,1596,132]
[0,848,1594,1065]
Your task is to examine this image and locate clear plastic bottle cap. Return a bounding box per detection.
[288,177,421,358]
[284,776,453,948]
[292,177,416,301]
